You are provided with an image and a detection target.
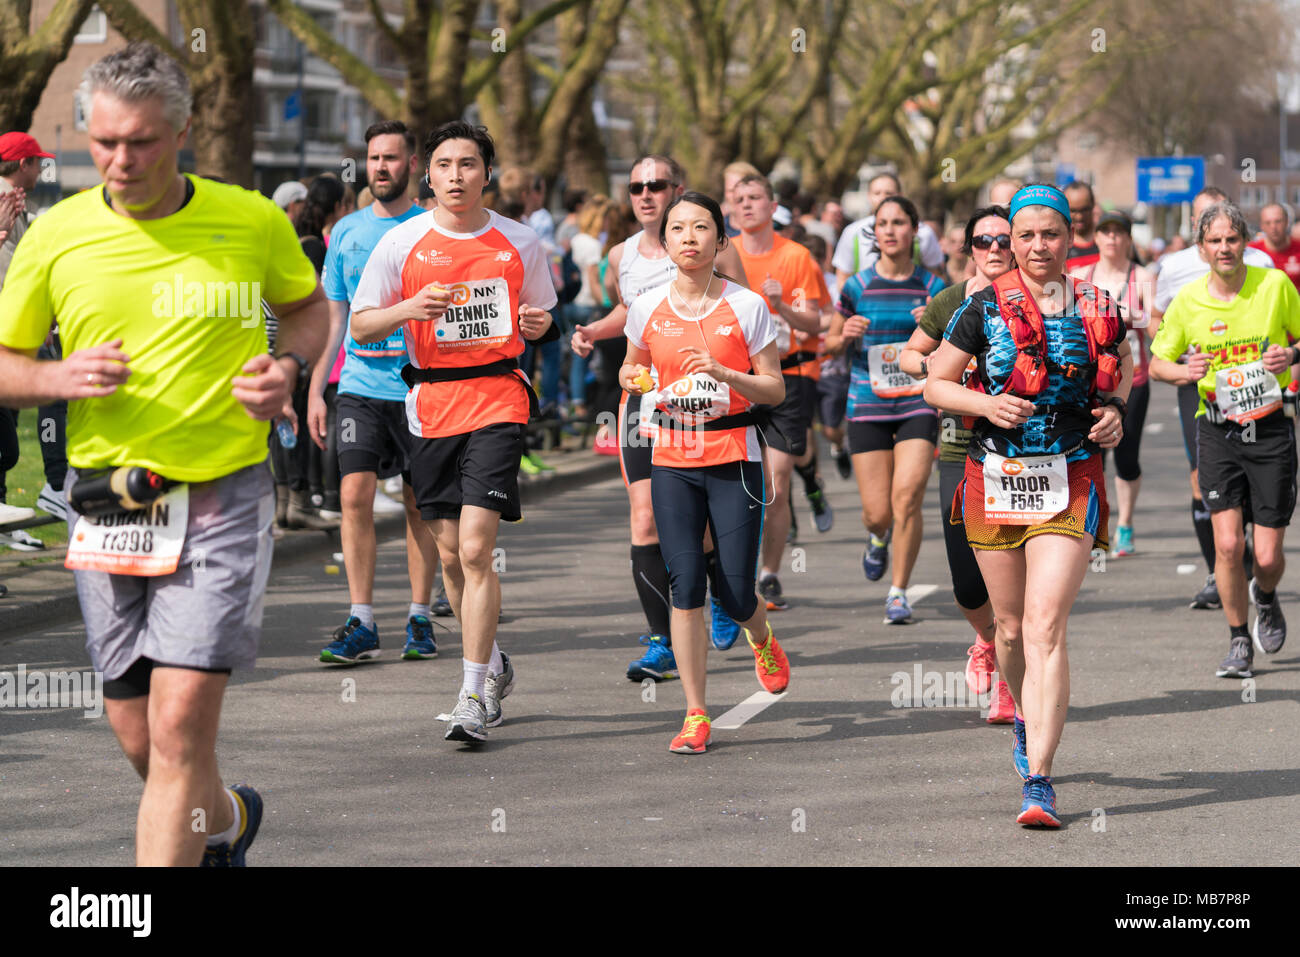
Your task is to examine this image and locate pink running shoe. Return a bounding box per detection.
[987,680,1015,724]
[965,639,998,695]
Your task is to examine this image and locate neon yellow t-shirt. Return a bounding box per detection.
[0,175,319,481]
[1149,265,1300,417]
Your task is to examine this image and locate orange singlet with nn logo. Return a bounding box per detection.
[734,233,829,380]
[625,282,777,469]
[350,209,558,438]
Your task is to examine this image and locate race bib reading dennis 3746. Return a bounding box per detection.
[435,278,512,350]
[982,453,1068,525]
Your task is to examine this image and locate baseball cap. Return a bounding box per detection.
[1096,208,1132,232]
[0,132,54,162]
[272,180,308,209]
[773,205,793,227]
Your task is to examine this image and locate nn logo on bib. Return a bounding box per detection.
[1000,458,1025,476]
[880,345,898,362]
[1226,369,1245,388]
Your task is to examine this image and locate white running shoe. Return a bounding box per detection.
[444,690,488,743]
[372,487,405,514]
[36,484,69,522]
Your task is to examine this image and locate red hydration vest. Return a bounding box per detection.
[962,270,1123,426]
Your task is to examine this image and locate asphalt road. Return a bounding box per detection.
[2,393,1297,866]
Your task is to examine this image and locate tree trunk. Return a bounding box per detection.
[494,0,538,169]
[561,90,608,194]
[0,0,95,132]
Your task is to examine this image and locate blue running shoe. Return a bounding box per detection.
[710,596,741,650]
[320,616,380,664]
[627,635,677,681]
[202,785,263,867]
[1012,715,1030,781]
[884,591,912,624]
[1017,774,1061,828]
[402,615,438,659]
[862,531,890,582]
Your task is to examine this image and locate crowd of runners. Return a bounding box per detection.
[0,41,1296,862]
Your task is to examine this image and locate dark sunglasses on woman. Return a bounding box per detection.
[971,234,1012,250]
[628,179,674,196]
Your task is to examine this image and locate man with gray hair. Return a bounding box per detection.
[1150,200,1300,679]
[1153,186,1275,611]
[0,42,328,865]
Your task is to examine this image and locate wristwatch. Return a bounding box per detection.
[919,357,930,379]
[276,352,310,391]
[1104,395,1128,419]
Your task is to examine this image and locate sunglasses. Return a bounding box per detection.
[971,233,1011,250]
[628,179,674,196]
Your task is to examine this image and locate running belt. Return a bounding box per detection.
[401,358,542,420]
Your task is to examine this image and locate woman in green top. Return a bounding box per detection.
[899,205,1015,722]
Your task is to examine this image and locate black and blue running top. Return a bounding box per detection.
[944,285,1126,463]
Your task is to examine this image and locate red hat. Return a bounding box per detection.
[0,132,54,162]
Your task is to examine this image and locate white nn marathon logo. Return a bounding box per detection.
[49,887,151,937]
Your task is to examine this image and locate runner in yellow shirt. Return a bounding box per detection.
[0,43,327,865]
[1150,200,1300,678]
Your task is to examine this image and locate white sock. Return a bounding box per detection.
[409,602,431,619]
[206,788,242,846]
[888,586,906,599]
[489,642,504,674]
[349,604,375,629]
[462,660,489,699]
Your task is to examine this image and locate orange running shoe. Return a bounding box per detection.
[746,623,790,694]
[965,639,998,695]
[987,679,1015,724]
[669,708,712,754]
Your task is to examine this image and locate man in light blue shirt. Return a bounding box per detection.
[306,121,447,665]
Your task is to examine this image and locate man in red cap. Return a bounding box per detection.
[0,131,64,542]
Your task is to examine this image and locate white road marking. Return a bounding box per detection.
[713,691,786,729]
[906,584,938,604]
[1176,564,1197,575]
[1145,422,1165,435]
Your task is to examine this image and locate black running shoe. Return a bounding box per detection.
[759,574,789,611]
[833,445,851,480]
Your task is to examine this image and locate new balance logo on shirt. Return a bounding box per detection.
[716,325,734,336]
[495,251,513,262]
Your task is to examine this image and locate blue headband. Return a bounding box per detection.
[1009,185,1071,224]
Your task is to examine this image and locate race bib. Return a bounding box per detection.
[868,342,924,398]
[436,278,512,350]
[65,486,189,577]
[656,373,732,427]
[636,367,661,441]
[1215,361,1282,423]
[776,318,792,354]
[982,453,1068,525]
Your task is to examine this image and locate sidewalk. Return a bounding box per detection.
[0,444,619,638]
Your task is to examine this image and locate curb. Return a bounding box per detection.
[0,454,622,639]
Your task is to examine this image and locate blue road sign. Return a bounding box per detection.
[284,90,302,122]
[1054,163,1077,189]
[1136,157,1204,204]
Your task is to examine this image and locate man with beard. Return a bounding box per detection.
[307,121,448,665]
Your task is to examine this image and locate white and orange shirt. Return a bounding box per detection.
[625,281,776,468]
[352,210,558,438]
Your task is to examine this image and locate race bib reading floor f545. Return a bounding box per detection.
[982,453,1068,524]
[435,278,512,349]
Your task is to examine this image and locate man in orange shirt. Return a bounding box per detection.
[351,121,558,744]
[731,174,832,610]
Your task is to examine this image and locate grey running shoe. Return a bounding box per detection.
[1250,579,1286,654]
[807,484,834,533]
[1190,574,1221,610]
[445,690,488,743]
[1215,636,1254,679]
[483,652,515,728]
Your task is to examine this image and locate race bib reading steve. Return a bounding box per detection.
[1214,361,1282,423]
[435,278,512,350]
